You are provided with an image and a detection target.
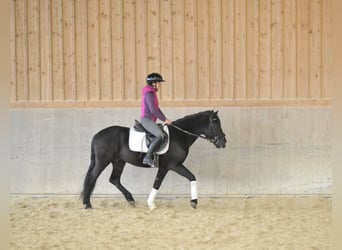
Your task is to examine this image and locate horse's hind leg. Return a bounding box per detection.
[82,160,108,209]
[109,159,135,206]
[147,167,169,210]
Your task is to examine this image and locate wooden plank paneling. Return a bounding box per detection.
[160,0,173,100]
[15,0,28,101]
[99,0,112,100]
[221,0,234,100]
[271,0,284,99]
[88,0,100,100]
[63,0,76,100]
[123,0,136,100]
[197,0,209,99]
[10,0,332,107]
[309,0,322,99]
[147,0,160,72]
[259,0,271,99]
[27,0,41,101]
[40,0,52,101]
[135,0,147,99]
[184,0,197,100]
[246,0,259,99]
[234,0,246,99]
[75,0,88,100]
[111,0,124,100]
[321,0,332,98]
[172,0,185,100]
[296,0,310,99]
[284,0,297,99]
[51,0,64,100]
[209,0,222,99]
[10,0,16,101]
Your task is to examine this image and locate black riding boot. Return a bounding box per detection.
[143,137,163,167]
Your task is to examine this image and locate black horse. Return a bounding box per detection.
[81,110,226,209]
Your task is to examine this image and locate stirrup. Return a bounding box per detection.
[143,154,158,168]
[143,157,153,166]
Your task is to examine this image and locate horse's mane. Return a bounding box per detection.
[173,110,215,126]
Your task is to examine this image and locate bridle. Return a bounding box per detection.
[207,116,226,145]
[169,116,225,145]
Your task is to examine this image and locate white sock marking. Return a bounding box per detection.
[147,188,158,210]
[190,181,198,200]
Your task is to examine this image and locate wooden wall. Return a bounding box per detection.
[10,0,332,108]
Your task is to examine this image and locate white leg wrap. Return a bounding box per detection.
[147,188,158,210]
[190,181,198,200]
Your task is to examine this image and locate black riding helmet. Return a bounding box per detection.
[146,72,165,85]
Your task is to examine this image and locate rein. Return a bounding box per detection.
[169,124,213,142]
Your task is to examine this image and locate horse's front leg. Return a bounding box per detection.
[171,164,198,209]
[147,167,169,210]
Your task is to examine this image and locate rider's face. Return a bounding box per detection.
[154,82,161,91]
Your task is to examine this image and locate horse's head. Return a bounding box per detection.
[206,111,227,148]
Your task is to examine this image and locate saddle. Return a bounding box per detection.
[128,120,169,154]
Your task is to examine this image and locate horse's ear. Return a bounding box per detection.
[215,110,219,115]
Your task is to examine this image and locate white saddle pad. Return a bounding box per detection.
[128,126,169,154]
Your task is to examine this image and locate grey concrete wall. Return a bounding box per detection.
[10,107,331,196]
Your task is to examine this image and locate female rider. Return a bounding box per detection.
[140,73,172,167]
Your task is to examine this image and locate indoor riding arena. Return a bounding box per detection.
[10,0,331,249]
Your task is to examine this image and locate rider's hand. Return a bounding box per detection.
[165,119,172,125]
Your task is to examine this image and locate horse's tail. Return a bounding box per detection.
[80,140,96,200]
[89,140,96,169]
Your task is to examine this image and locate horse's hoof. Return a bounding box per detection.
[148,204,157,210]
[84,204,92,209]
[128,201,135,207]
[190,199,197,209]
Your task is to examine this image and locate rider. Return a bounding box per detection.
[140,72,172,167]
